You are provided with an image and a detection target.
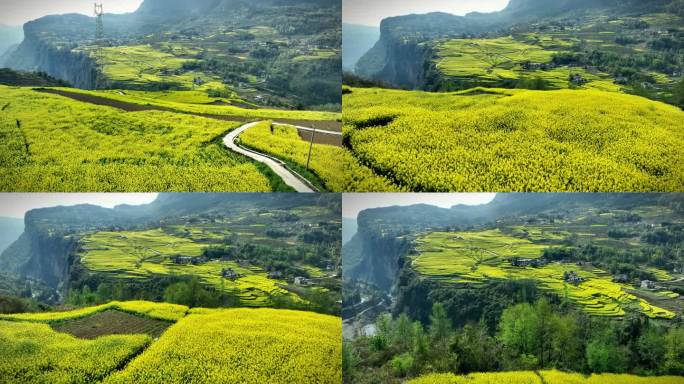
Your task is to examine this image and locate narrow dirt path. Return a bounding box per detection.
[224,122,316,193]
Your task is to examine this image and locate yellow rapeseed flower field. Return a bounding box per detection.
[343,87,684,192]
[0,86,272,192]
[0,320,151,383]
[0,303,341,383]
[104,307,342,383]
[239,121,401,191]
[408,371,684,384]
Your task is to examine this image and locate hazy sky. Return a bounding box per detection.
[0,193,158,219]
[343,0,510,26]
[343,193,496,218]
[0,0,144,26]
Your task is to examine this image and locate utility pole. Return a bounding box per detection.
[94,3,104,89]
[306,127,317,170]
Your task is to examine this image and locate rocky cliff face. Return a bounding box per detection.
[6,34,97,88]
[17,226,78,290]
[345,231,409,292]
[356,37,434,88]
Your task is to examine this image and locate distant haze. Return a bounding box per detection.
[0,0,144,26]
[343,0,509,26]
[0,193,158,218]
[343,193,496,219]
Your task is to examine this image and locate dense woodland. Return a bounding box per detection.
[345,298,684,383]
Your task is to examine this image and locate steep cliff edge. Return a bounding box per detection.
[6,33,96,88]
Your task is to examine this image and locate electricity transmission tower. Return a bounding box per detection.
[94,3,104,41]
[94,3,104,89]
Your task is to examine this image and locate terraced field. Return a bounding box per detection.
[408,370,684,384]
[92,44,227,91]
[0,302,341,384]
[78,207,336,306]
[412,218,680,319]
[342,86,684,192]
[435,36,619,91]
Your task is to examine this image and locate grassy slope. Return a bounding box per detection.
[343,87,684,192]
[0,86,274,192]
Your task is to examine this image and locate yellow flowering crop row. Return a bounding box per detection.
[0,301,188,323]
[409,370,684,384]
[0,86,272,192]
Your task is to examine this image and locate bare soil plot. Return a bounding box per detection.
[51,310,172,339]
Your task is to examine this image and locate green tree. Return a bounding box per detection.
[163,278,218,307]
[429,303,457,372]
[412,321,431,374]
[342,342,358,382]
[498,302,538,367]
[550,312,584,371]
[664,327,684,375]
[370,313,392,351]
[586,328,629,373]
[637,328,666,372]
[393,313,415,353]
[454,322,500,373]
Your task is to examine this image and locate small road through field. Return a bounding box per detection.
[224,122,316,193]
[272,122,342,137]
[36,88,341,192]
